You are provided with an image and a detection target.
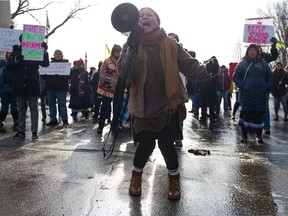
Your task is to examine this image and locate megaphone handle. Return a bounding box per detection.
[125,53,137,87]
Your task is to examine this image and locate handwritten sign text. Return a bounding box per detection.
[22,24,45,61]
[39,62,71,75]
[243,24,274,44]
[0,28,22,52]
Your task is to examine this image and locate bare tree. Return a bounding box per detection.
[233,41,243,62]
[11,0,96,39]
[11,0,53,21]
[259,0,288,66]
[45,1,95,39]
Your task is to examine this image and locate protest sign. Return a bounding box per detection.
[243,17,275,44]
[22,24,45,61]
[39,62,71,75]
[0,28,22,52]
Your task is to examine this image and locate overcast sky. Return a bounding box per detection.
[10,0,275,68]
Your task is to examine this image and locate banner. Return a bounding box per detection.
[39,62,71,75]
[21,24,45,61]
[0,28,22,52]
[243,17,275,44]
[105,44,111,56]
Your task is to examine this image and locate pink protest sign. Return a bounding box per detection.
[22,24,45,61]
[243,17,275,44]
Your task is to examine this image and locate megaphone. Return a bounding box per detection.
[111,3,139,32]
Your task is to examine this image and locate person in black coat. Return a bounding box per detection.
[199,62,219,122]
[233,44,273,143]
[257,37,279,135]
[271,62,288,121]
[42,49,70,126]
[6,38,49,139]
[0,52,19,132]
[69,59,92,121]
[90,61,103,123]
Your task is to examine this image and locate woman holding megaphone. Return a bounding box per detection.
[116,5,219,201]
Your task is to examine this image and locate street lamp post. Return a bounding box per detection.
[85,52,88,71]
[0,0,11,28]
[9,19,14,29]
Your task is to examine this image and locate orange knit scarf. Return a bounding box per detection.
[134,28,187,111]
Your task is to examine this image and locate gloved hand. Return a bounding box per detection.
[270,37,277,44]
[15,54,24,63]
[205,56,219,75]
[41,42,48,51]
[12,45,21,52]
[127,25,142,53]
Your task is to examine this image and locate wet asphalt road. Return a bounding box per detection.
[0,98,288,216]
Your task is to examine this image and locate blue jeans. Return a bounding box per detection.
[263,93,270,130]
[192,93,200,110]
[273,95,288,116]
[216,90,228,115]
[47,90,68,122]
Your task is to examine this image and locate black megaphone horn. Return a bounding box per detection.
[111,3,139,32]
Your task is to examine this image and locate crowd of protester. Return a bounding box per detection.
[0,34,287,143]
[0,36,132,139]
[0,7,288,201]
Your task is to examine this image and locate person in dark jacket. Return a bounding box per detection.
[199,64,219,122]
[271,62,288,121]
[230,62,239,120]
[257,37,279,135]
[186,49,200,116]
[69,59,92,121]
[42,49,70,127]
[39,76,47,122]
[0,51,18,132]
[90,61,103,123]
[216,65,231,117]
[97,44,122,134]
[6,39,49,139]
[233,44,273,144]
[257,37,278,63]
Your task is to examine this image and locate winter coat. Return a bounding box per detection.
[186,79,200,95]
[118,41,210,118]
[233,58,273,112]
[97,56,119,98]
[199,75,219,93]
[259,43,278,63]
[6,47,49,96]
[69,68,92,109]
[217,71,231,91]
[271,70,288,98]
[90,70,101,102]
[41,57,70,92]
[0,60,6,89]
[0,59,14,86]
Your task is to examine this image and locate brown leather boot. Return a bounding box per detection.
[129,170,142,196]
[168,174,181,201]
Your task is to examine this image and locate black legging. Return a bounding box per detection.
[133,124,179,171]
[232,101,240,117]
[232,91,240,117]
[98,96,112,130]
